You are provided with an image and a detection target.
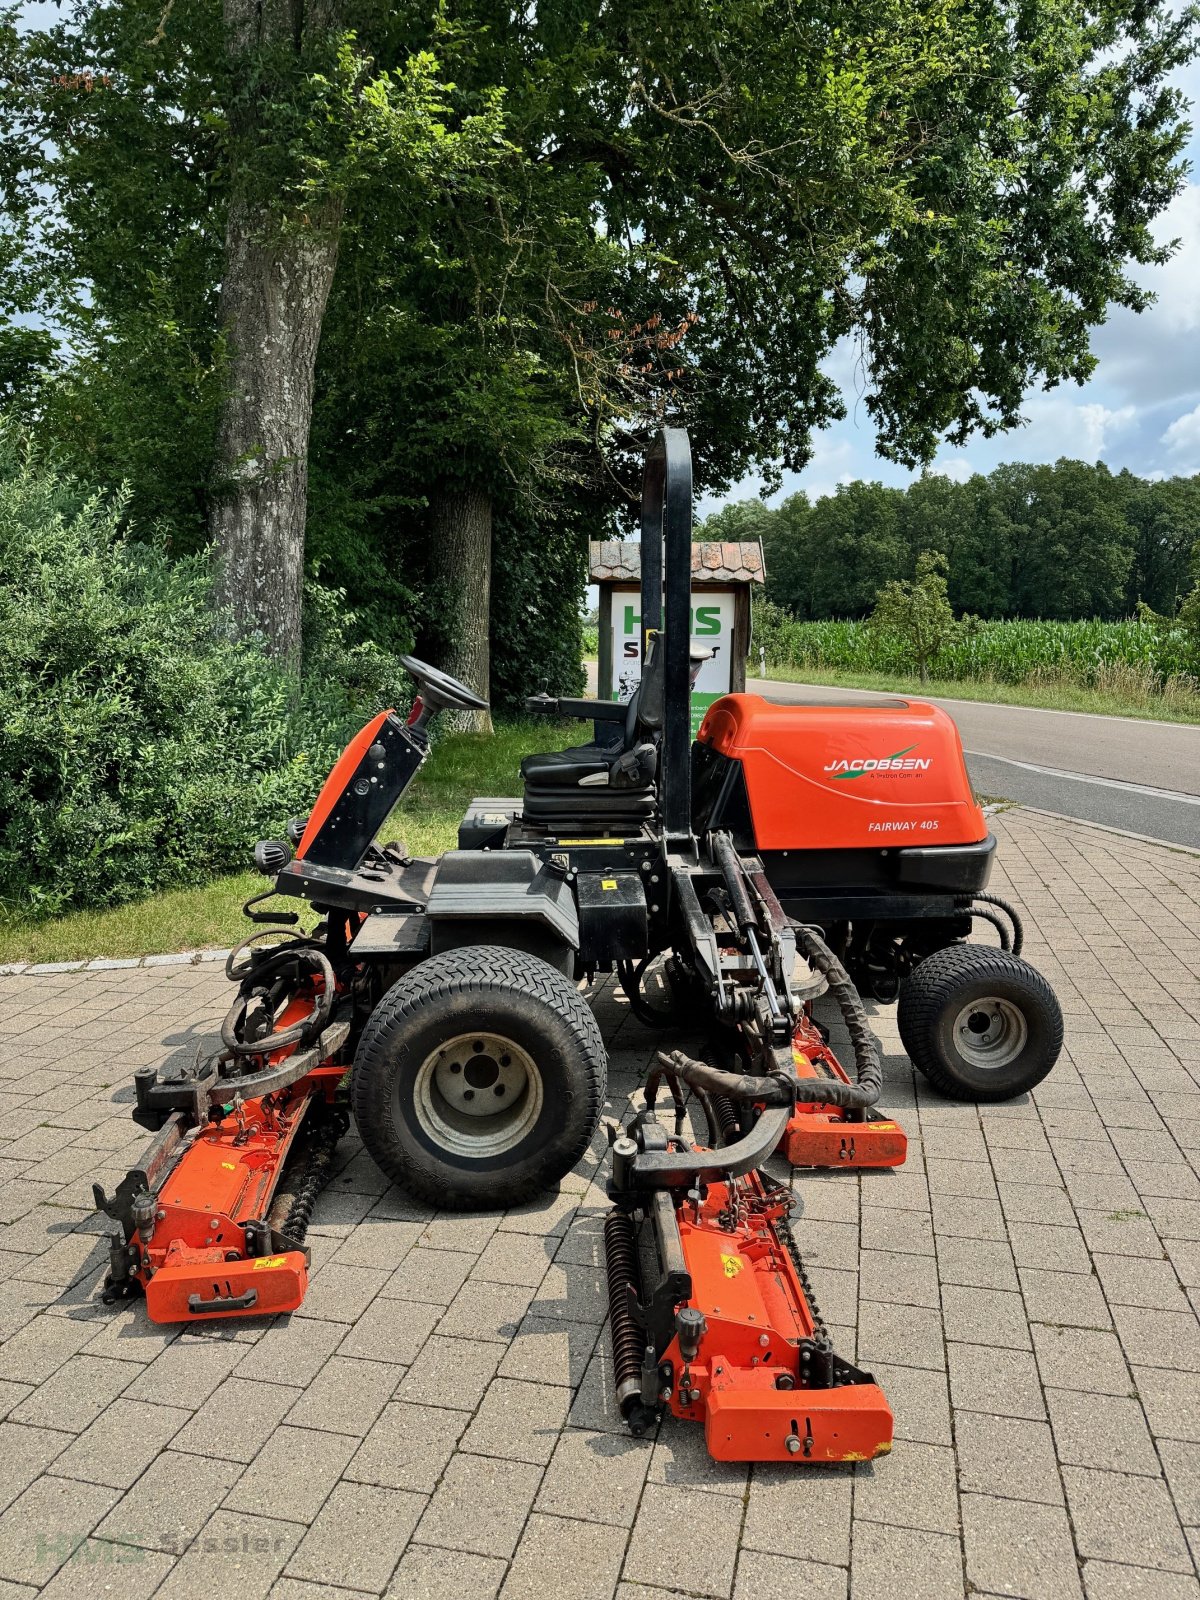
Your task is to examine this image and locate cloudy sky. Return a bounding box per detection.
[712,43,1200,510]
[18,3,1200,506]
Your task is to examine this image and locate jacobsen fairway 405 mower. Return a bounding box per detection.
[96,429,1062,1465]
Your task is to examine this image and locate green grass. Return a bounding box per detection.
[0,719,570,966]
[756,662,1200,724]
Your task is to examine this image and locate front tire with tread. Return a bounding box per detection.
[898,944,1063,1102]
[351,945,607,1209]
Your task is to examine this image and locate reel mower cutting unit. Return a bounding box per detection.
[96,428,1062,1469]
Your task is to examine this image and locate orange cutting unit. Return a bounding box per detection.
[603,1049,893,1464]
[94,944,354,1323]
[783,1012,907,1170]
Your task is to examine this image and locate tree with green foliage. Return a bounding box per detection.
[1122,473,1200,615]
[2,0,1197,695]
[869,550,961,682]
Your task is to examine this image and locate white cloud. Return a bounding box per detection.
[932,396,1136,473]
[795,434,856,502]
[1161,401,1200,470]
[929,457,974,484]
[1066,401,1137,456]
[1129,183,1200,330]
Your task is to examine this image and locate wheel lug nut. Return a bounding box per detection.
[463,1089,475,1101]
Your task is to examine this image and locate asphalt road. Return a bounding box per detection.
[747,677,1200,849]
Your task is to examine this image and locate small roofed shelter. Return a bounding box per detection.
[590,540,766,730]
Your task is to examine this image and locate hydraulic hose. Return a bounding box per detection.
[220,930,335,1058]
[966,906,1011,951]
[963,891,1024,957]
[618,957,676,1029]
[790,921,882,1112]
[652,1048,795,1108]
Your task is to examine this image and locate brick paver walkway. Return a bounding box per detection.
[0,807,1198,1599]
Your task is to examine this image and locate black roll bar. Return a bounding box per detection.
[639,445,664,656]
[640,428,694,840]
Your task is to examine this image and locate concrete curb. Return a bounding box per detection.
[0,948,231,978]
[1015,804,1200,856]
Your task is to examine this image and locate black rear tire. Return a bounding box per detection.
[351,945,607,1209]
[897,944,1063,1102]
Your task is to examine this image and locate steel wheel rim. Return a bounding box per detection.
[952,996,1028,1069]
[413,1031,544,1158]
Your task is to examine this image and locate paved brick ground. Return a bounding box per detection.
[0,806,1198,1599]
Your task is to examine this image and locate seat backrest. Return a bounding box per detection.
[624,684,641,747]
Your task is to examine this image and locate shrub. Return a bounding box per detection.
[869,551,962,683]
[0,436,410,919]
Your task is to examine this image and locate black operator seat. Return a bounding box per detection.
[520,638,711,823]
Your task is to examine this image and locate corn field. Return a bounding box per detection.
[753,606,1198,689]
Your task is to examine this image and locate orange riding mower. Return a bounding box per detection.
[91,426,1065,1471]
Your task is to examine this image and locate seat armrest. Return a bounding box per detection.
[524,694,628,723]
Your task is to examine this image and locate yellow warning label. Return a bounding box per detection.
[558,837,626,845]
[219,1161,236,1171]
[601,879,618,890]
[252,1255,287,1271]
[720,1253,744,1279]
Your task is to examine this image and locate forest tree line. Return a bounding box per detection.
[699,460,1200,623]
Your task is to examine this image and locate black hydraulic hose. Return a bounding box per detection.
[618,958,676,1029]
[966,906,1011,951]
[653,1048,794,1107]
[968,891,1024,956]
[693,1087,724,1149]
[221,931,335,1058]
[790,921,882,1112]
[643,1053,692,1136]
[226,927,323,984]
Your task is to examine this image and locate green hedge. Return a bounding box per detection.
[0,439,409,919]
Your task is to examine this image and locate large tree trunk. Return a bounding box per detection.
[209,0,345,670]
[209,194,341,668]
[428,484,494,733]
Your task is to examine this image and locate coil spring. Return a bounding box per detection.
[710,1093,740,1146]
[603,1210,648,1425]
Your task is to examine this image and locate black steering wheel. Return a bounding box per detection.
[399,654,490,712]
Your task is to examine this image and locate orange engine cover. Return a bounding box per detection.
[698,693,986,851]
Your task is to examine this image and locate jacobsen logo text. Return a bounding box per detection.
[823,745,931,780]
